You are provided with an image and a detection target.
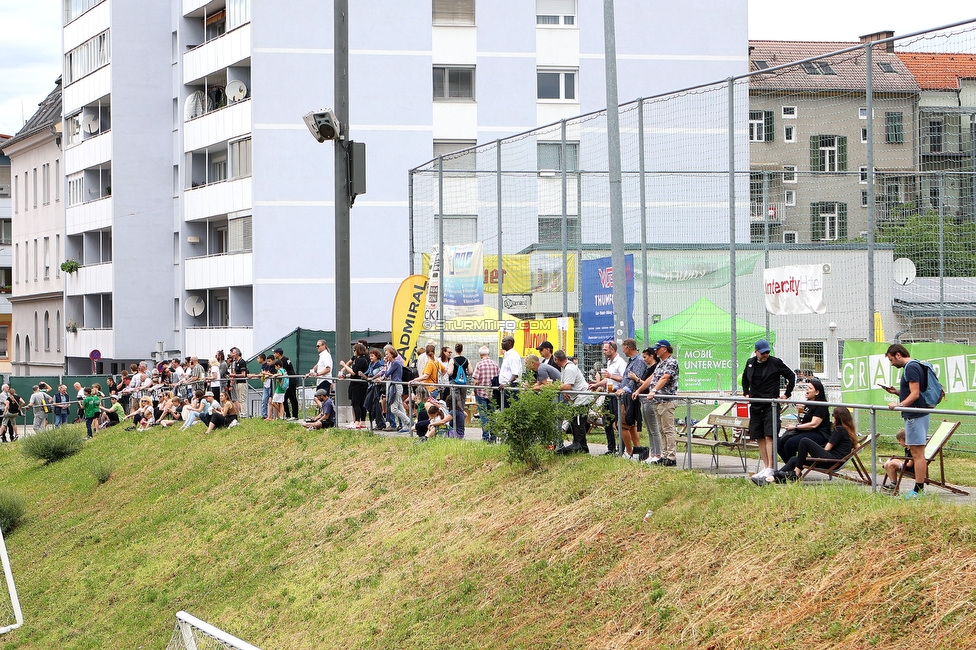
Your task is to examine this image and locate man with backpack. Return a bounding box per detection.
[883,344,935,499]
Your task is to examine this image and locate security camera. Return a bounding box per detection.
[303,109,342,142]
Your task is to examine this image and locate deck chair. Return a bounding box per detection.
[799,432,873,485]
[883,421,967,496]
[677,403,750,470]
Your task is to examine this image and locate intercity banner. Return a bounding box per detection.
[442,243,484,320]
[423,247,441,328]
[514,317,574,358]
[391,275,429,364]
[580,254,635,344]
[763,264,826,315]
[422,252,577,294]
[841,341,976,410]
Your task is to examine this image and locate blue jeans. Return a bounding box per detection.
[475,395,493,440]
[261,386,271,418]
[55,408,69,427]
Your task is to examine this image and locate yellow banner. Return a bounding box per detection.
[422,253,576,294]
[514,317,575,357]
[391,275,429,363]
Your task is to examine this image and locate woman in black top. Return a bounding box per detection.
[756,406,857,484]
[778,378,831,462]
[340,342,371,427]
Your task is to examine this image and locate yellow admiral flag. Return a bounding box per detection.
[392,275,429,365]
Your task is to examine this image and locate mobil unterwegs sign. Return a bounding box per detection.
[763,264,826,315]
[841,341,976,410]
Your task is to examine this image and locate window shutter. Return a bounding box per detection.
[810,136,821,172]
[764,111,774,142]
[810,202,824,241]
[837,202,848,239]
[837,136,847,171]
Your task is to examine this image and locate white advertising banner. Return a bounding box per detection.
[763,264,826,315]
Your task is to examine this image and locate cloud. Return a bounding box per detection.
[0,0,61,133]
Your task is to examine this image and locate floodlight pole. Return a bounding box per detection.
[603,0,628,354]
[334,0,351,411]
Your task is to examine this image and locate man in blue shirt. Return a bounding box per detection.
[883,344,929,498]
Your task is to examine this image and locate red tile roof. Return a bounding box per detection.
[896,52,976,91]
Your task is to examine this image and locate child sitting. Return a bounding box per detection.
[882,429,913,495]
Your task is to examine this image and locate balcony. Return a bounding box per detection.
[65,130,112,174]
[63,0,110,51]
[184,99,251,152]
[65,262,113,296]
[63,65,111,115]
[65,327,115,359]
[185,252,252,290]
[185,326,252,358]
[184,23,251,84]
[66,196,113,235]
[184,176,251,221]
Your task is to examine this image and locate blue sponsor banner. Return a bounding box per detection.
[443,243,484,318]
[580,254,635,344]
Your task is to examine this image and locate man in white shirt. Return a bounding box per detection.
[554,349,594,454]
[308,339,333,393]
[589,340,627,455]
[498,335,523,408]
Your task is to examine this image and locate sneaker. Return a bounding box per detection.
[603,449,618,457]
[228,419,239,428]
[753,467,772,479]
[621,452,633,460]
[643,456,661,465]
[879,484,897,495]
[634,447,650,461]
[904,490,922,500]
[660,458,677,467]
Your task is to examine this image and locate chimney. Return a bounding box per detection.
[859,30,895,53]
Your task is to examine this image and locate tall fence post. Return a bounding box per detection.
[496,140,504,341]
[638,97,649,339]
[437,155,445,349]
[561,119,569,318]
[939,172,946,342]
[728,77,739,393]
[866,42,876,342]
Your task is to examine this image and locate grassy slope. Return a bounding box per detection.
[1,422,975,649]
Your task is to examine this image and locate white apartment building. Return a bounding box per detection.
[51,0,746,373]
[0,82,65,376]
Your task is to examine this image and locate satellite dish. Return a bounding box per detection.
[227,80,248,103]
[184,91,206,120]
[184,295,206,317]
[83,114,100,135]
[893,258,917,286]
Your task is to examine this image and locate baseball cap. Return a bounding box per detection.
[536,341,554,351]
[755,339,771,354]
[654,339,671,349]
[315,389,329,397]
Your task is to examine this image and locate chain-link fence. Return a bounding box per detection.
[409,20,976,389]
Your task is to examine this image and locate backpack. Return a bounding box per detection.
[453,362,468,385]
[400,364,416,384]
[913,360,945,408]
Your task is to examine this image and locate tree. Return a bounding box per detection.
[877,210,976,277]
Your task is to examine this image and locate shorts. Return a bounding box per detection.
[272,393,285,404]
[748,404,779,440]
[904,414,929,446]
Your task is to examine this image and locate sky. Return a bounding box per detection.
[0,1,974,137]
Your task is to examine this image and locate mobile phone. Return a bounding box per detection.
[877,383,892,390]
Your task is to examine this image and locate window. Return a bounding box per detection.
[799,341,824,374]
[433,0,475,25]
[784,125,796,143]
[785,190,796,206]
[878,61,896,73]
[930,184,941,210]
[0,220,10,244]
[12,175,16,214]
[433,140,477,170]
[536,0,575,25]
[433,66,475,100]
[927,119,942,152]
[54,160,60,202]
[228,216,252,253]
[809,135,847,172]
[861,190,869,207]
[859,107,868,119]
[44,312,50,351]
[56,235,61,277]
[783,231,797,244]
[439,216,478,245]
[538,217,581,246]
[32,168,38,208]
[810,201,847,241]
[43,237,50,279]
[42,163,51,204]
[537,69,577,101]
[859,166,868,184]
[226,0,250,31]
[537,142,579,171]
[63,0,106,24]
[204,10,227,41]
[861,127,868,144]
[33,239,38,281]
[749,110,773,142]
[0,268,10,292]
[64,30,110,85]
[65,113,82,146]
[209,153,228,183]
[229,138,251,178]
[782,106,796,119]
[56,311,61,352]
[801,61,835,75]
[0,326,7,359]
[885,112,904,144]
[67,173,84,206]
[782,165,797,183]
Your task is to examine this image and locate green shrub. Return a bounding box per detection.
[488,381,580,470]
[88,458,115,484]
[0,490,27,534]
[20,427,86,463]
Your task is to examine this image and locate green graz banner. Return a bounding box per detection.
[841,341,976,410]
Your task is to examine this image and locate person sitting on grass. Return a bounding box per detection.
[180,390,209,430]
[416,399,453,443]
[122,397,156,431]
[205,391,241,434]
[98,394,127,429]
[303,390,336,430]
[753,406,857,485]
[882,429,912,495]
